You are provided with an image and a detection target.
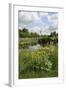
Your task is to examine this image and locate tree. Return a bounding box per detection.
[19,28,29,37]
[22,28,28,33]
[50,32,57,37]
[38,36,50,46]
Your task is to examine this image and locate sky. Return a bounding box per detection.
[18,11,58,35]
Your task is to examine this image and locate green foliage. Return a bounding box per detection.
[19,29,58,79]
[50,32,58,37]
[38,36,50,45]
[19,28,28,38]
[19,28,39,38]
[38,32,58,46]
[19,38,38,49]
[22,28,28,33]
[19,45,58,79]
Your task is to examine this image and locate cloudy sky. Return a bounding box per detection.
[18,11,58,35]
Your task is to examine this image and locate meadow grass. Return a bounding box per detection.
[19,45,58,79]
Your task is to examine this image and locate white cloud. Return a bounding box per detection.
[48,13,58,22]
[29,26,41,34]
[18,24,28,30]
[39,12,48,17]
[18,11,39,25]
[29,25,50,35]
[47,13,58,33]
[48,13,58,28]
[18,11,58,35]
[31,12,39,20]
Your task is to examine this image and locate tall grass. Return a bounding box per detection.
[19,45,58,79]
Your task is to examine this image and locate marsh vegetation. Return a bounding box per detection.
[19,28,58,79]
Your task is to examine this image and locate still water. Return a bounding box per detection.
[29,44,41,51]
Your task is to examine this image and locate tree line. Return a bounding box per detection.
[19,28,58,45]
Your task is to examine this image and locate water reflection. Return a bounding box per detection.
[29,44,41,51]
